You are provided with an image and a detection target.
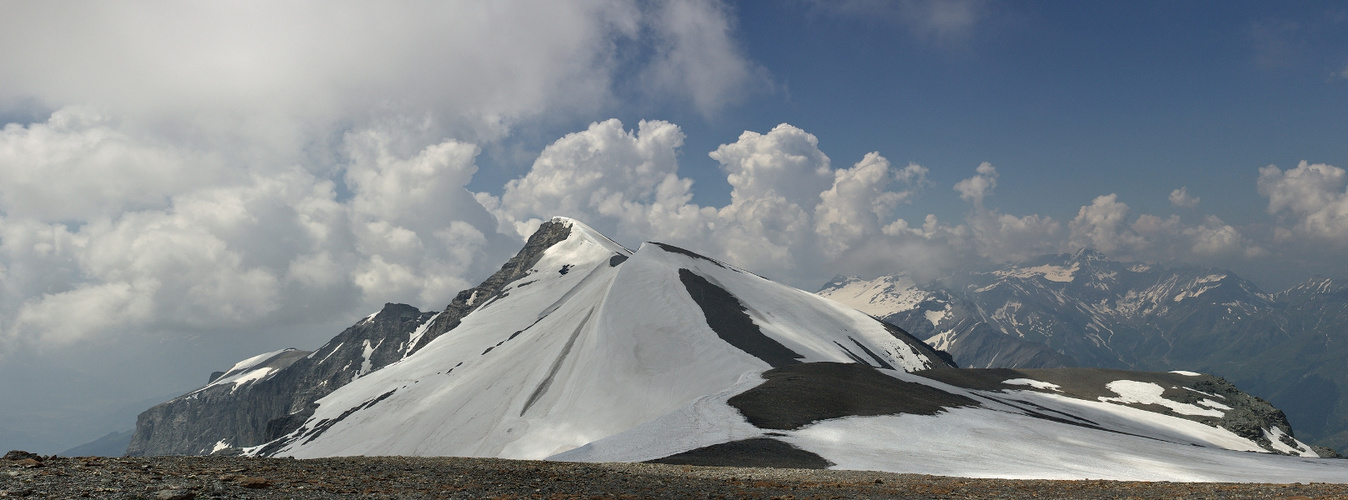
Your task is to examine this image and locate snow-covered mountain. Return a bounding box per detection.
[818,250,1348,453]
[129,218,1348,481]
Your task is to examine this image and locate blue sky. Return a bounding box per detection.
[470,0,1348,232]
[0,0,1345,454]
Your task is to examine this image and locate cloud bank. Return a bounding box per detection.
[0,0,766,353]
[3,110,1340,353]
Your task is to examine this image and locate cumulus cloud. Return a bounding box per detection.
[966,212,1061,262]
[953,162,998,208]
[0,0,766,357]
[0,107,226,220]
[3,169,316,348]
[488,123,1284,287]
[711,124,835,206]
[1069,194,1147,254]
[489,120,875,282]
[493,119,694,239]
[0,133,513,351]
[1066,193,1266,264]
[1258,161,1348,245]
[815,153,927,257]
[489,120,1069,285]
[1169,187,1200,208]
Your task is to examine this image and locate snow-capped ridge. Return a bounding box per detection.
[197,348,310,394]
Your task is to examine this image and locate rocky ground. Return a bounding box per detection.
[4,450,1347,499]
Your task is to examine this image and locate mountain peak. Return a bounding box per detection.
[1070,247,1108,262]
[544,216,631,255]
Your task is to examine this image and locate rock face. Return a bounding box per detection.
[818,251,1348,451]
[125,220,575,456]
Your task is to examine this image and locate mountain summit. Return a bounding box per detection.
[129,219,1348,481]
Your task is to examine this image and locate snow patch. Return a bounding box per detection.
[1002,378,1061,391]
[1199,398,1231,411]
[995,262,1079,283]
[1264,426,1317,457]
[781,407,1345,482]
[926,330,956,351]
[1170,370,1201,376]
[211,440,231,454]
[816,275,926,317]
[923,308,948,326]
[403,313,440,358]
[356,339,382,377]
[1098,380,1224,417]
[195,348,293,393]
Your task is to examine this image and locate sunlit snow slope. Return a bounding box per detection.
[252,217,945,459]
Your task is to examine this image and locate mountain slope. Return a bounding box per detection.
[253,219,949,458]
[560,364,1344,481]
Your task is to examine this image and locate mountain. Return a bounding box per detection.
[818,250,1348,452]
[128,218,1347,481]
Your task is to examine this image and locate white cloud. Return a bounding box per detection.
[490,120,1067,286]
[0,1,653,144]
[495,119,692,240]
[1066,193,1266,265]
[1184,216,1250,257]
[0,0,766,357]
[815,153,926,257]
[967,211,1061,262]
[0,107,227,220]
[1169,187,1200,208]
[711,123,834,206]
[0,130,510,349]
[1069,194,1147,254]
[953,162,998,208]
[641,0,766,116]
[1258,161,1348,245]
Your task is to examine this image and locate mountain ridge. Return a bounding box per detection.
[818,249,1348,452]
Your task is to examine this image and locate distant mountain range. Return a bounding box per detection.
[125,219,1348,481]
[819,248,1348,452]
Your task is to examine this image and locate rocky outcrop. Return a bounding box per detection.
[407,219,572,355]
[125,306,429,456]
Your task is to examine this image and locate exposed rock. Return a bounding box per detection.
[238,476,272,489]
[649,438,834,469]
[2,451,38,461]
[154,489,195,500]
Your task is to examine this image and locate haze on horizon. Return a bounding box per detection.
[0,0,1344,454]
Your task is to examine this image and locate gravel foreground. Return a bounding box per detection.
[4,452,1347,499]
